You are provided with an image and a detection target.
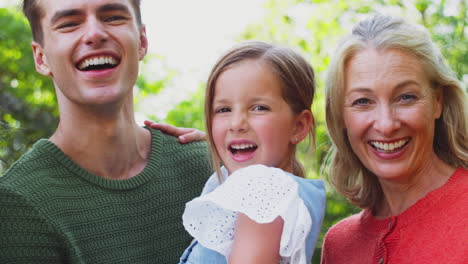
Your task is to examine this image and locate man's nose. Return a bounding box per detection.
[82,18,108,47]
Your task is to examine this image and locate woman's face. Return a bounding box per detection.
[343,48,442,181]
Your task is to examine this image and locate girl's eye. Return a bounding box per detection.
[252,105,269,111]
[215,107,230,113]
[351,98,371,106]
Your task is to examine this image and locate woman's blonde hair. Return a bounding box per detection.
[205,41,316,180]
[325,14,468,210]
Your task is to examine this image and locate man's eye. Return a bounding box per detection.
[57,22,78,29]
[105,16,127,22]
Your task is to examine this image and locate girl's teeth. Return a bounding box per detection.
[231,144,256,150]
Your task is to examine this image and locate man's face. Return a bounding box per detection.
[32,0,147,107]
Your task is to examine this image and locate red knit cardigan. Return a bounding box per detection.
[321,167,468,264]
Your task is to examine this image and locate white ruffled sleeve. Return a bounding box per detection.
[182,164,312,264]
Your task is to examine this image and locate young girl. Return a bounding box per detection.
[148,41,326,263]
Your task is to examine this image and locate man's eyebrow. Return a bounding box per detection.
[50,4,131,25]
[97,3,131,15]
[50,9,83,25]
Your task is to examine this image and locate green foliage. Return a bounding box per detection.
[0,8,57,174]
[165,84,206,131]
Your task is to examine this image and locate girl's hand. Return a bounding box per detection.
[144,120,207,143]
[229,213,283,263]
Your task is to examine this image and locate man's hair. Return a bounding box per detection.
[324,14,468,211]
[204,40,316,181]
[22,0,142,45]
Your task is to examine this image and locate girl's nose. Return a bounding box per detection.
[229,112,248,132]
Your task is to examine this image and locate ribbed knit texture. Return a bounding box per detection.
[0,127,212,264]
[321,167,468,264]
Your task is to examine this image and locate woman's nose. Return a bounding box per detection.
[374,105,401,136]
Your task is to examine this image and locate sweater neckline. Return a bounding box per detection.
[36,127,162,190]
[360,167,466,233]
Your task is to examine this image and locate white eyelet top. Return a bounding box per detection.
[182,164,326,263]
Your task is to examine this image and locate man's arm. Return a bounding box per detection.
[0,187,66,263]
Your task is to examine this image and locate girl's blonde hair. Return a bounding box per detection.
[205,41,316,180]
[325,14,468,211]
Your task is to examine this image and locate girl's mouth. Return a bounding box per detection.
[229,143,258,155]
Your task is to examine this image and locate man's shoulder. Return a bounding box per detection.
[1,139,55,187]
[149,127,209,156]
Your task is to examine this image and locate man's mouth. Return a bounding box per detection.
[369,138,411,153]
[76,55,120,71]
[229,143,258,155]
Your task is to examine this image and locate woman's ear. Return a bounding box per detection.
[32,41,52,76]
[291,109,314,144]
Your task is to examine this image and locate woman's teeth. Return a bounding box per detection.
[370,138,410,153]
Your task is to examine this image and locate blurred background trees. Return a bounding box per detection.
[1,0,466,262]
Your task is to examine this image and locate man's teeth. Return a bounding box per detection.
[78,56,118,70]
[230,144,256,150]
[370,138,409,152]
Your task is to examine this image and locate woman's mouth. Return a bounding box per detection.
[369,138,411,153]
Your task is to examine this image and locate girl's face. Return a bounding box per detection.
[343,48,442,182]
[211,59,300,174]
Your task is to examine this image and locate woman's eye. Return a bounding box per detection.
[351,98,371,106]
[399,93,417,102]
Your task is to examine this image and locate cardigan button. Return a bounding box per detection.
[387,219,392,228]
[379,257,384,264]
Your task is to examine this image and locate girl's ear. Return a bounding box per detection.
[291,109,314,144]
[32,41,52,76]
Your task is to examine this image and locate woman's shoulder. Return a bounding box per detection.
[324,211,364,241]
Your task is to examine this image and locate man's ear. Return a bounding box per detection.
[32,41,52,76]
[291,109,314,144]
[138,25,148,61]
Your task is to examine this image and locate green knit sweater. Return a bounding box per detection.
[0,127,212,264]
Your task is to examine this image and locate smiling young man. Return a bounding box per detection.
[0,0,211,263]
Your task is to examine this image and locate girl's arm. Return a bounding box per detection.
[229,213,284,264]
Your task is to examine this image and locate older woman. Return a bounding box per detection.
[321,14,467,263]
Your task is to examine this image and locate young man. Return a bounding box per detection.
[0,0,211,263]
